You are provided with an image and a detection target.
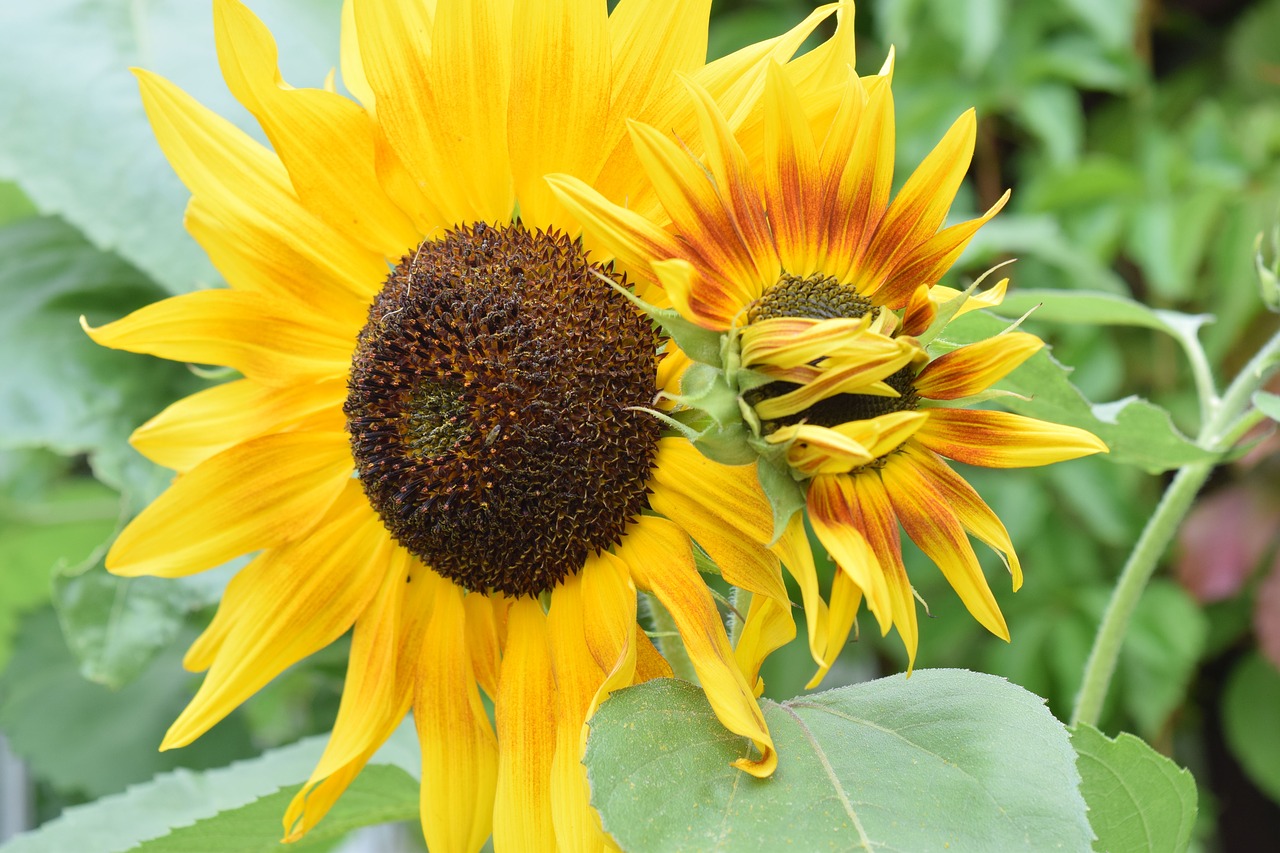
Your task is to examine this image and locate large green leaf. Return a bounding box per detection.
[940,310,1215,473]
[1071,723,1197,853]
[0,0,342,295]
[1222,652,1280,804]
[587,672,1093,851]
[0,718,419,853]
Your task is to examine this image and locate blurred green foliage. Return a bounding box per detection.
[1,0,1278,849]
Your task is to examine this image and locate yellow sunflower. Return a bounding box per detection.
[549,31,1109,674]
[81,0,862,848]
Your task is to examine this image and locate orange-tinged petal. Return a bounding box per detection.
[508,0,610,230]
[850,472,919,670]
[133,69,386,305]
[751,346,913,419]
[415,582,498,853]
[283,547,432,842]
[618,515,776,777]
[763,62,824,277]
[107,431,352,578]
[806,474,892,633]
[828,75,894,281]
[214,0,419,257]
[82,290,352,386]
[739,315,876,369]
[162,484,391,748]
[915,331,1043,400]
[873,190,1010,308]
[492,598,557,853]
[634,626,673,682]
[914,408,1110,468]
[879,454,1009,641]
[899,442,1023,589]
[653,257,744,332]
[130,378,346,473]
[900,284,937,337]
[856,109,977,303]
[734,590,795,697]
[648,438,788,604]
[767,422,874,477]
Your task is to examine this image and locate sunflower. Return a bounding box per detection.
[549,28,1109,674]
[81,0,862,848]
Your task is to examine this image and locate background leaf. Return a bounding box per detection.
[587,672,1093,851]
[1222,652,1280,804]
[0,0,343,295]
[1070,722,1197,853]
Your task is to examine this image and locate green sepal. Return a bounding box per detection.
[755,455,807,546]
[607,280,725,366]
[915,264,1014,347]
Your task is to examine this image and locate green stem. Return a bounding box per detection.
[1072,329,1280,728]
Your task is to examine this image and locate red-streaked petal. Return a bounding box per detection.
[915,331,1044,401]
[914,408,1110,468]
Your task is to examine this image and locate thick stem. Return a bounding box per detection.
[1071,329,1280,728]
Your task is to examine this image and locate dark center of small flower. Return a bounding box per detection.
[344,222,659,597]
[745,272,918,434]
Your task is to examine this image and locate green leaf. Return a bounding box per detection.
[1071,723,1197,853]
[0,610,256,799]
[1120,581,1208,738]
[587,672,1093,851]
[1222,652,1280,804]
[940,310,1217,473]
[0,720,420,853]
[0,217,199,488]
[994,289,1212,337]
[0,0,342,295]
[1255,391,1280,421]
[1056,0,1139,50]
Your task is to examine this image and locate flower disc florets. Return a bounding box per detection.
[345,223,659,597]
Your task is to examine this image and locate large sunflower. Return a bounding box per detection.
[550,32,1109,672]
[83,0,860,848]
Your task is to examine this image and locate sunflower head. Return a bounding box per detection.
[346,222,659,597]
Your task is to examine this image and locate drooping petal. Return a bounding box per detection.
[415,582,499,853]
[283,548,434,842]
[899,442,1023,589]
[493,598,558,853]
[634,625,674,682]
[807,568,861,689]
[879,453,1009,641]
[82,290,352,386]
[914,331,1043,400]
[618,515,776,777]
[129,378,346,473]
[733,584,796,697]
[214,0,419,257]
[106,431,352,578]
[850,471,919,670]
[162,483,391,748]
[914,408,1110,468]
[508,0,610,229]
[771,512,831,673]
[806,474,892,633]
[648,438,788,605]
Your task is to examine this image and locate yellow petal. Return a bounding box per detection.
[850,471,919,670]
[618,515,776,777]
[806,474,893,634]
[806,568,861,689]
[107,431,352,578]
[634,625,673,682]
[900,284,937,337]
[751,344,914,419]
[766,422,874,477]
[284,548,434,842]
[915,331,1043,400]
[648,438,788,604]
[914,409,1110,468]
[771,512,831,674]
[464,592,502,700]
[762,62,824,277]
[733,591,795,697]
[214,0,419,256]
[827,75,895,282]
[339,0,375,110]
[508,0,610,230]
[653,257,745,332]
[493,598,558,853]
[133,68,386,305]
[879,454,1009,641]
[415,582,499,853]
[130,378,345,473]
[82,290,352,386]
[162,484,391,748]
[739,315,874,369]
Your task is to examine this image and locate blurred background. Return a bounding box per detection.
[1,0,1278,850]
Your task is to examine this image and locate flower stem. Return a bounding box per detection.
[1071,328,1280,728]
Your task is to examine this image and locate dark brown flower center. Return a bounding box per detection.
[745,272,918,434]
[345,222,659,597]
